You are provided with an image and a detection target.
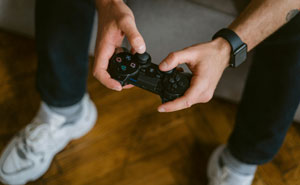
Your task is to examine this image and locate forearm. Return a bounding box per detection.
[95,0,123,7]
[229,0,300,51]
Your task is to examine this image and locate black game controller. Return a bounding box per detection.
[108,48,191,103]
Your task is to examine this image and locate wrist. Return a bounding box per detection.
[211,37,231,68]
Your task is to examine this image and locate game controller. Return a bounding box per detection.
[108,48,191,103]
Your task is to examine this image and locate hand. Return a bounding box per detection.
[158,38,231,112]
[93,0,146,91]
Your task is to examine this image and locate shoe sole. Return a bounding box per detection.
[207,145,226,185]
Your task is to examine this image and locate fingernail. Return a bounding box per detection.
[113,86,122,91]
[161,62,168,69]
[158,107,165,112]
[136,45,145,53]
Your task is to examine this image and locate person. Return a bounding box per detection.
[0,0,299,184]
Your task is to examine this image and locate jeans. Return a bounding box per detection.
[35,0,300,164]
[35,0,95,107]
[228,14,300,164]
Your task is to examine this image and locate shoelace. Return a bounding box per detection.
[210,167,229,185]
[16,117,61,161]
[215,167,251,185]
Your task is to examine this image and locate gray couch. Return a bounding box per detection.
[1,0,299,122]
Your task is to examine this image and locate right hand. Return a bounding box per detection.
[94,0,146,91]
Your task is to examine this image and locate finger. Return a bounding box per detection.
[94,39,122,91]
[158,76,209,112]
[157,96,192,112]
[123,84,134,89]
[176,67,184,72]
[130,47,136,54]
[94,69,122,91]
[159,50,190,71]
[119,16,146,54]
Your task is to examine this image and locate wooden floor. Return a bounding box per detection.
[0,30,300,185]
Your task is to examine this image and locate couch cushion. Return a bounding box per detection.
[128,0,300,122]
[0,0,299,122]
[0,0,34,36]
[188,0,250,15]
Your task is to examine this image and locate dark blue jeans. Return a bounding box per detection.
[35,0,300,164]
[35,0,95,107]
[228,14,300,164]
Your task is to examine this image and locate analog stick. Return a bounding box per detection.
[136,52,150,64]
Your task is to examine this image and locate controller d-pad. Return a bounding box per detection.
[149,67,155,73]
[178,81,184,87]
[175,74,181,82]
[163,72,190,95]
[169,78,175,83]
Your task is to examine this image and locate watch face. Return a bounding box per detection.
[233,44,247,67]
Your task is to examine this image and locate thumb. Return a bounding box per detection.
[119,16,146,54]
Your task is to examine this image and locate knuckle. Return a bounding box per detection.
[184,98,193,108]
[118,14,133,26]
[92,70,99,78]
[168,52,177,61]
[93,70,103,82]
[131,34,142,44]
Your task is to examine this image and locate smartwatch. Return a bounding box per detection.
[212,28,248,68]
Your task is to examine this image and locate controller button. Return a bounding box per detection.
[175,74,181,81]
[165,69,174,74]
[169,78,175,83]
[179,81,184,87]
[136,53,150,64]
[130,63,136,68]
[120,65,127,71]
[125,55,132,61]
[116,57,122,63]
[172,84,178,89]
[156,74,161,78]
[149,68,155,73]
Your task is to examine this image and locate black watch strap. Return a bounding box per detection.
[212,28,247,68]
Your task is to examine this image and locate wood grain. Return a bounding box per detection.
[0,30,299,185]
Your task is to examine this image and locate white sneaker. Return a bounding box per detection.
[0,94,97,185]
[207,145,255,185]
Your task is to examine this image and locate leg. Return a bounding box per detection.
[228,14,300,165]
[208,14,300,185]
[35,0,95,107]
[0,0,97,184]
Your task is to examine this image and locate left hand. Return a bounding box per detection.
[157,37,232,112]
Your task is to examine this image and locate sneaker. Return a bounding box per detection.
[207,145,255,185]
[0,94,97,185]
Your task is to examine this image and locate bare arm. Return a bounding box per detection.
[93,0,145,91]
[158,0,300,112]
[230,0,300,50]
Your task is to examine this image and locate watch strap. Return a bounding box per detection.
[212,28,244,51]
[212,28,247,68]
